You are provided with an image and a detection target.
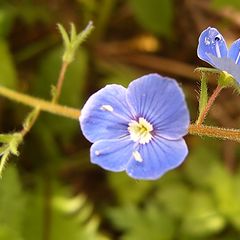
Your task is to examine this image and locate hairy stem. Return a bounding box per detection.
[0,85,80,119]
[0,85,240,142]
[188,124,240,142]
[196,85,223,125]
[21,108,41,137]
[52,61,69,103]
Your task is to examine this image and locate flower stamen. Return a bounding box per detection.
[128,117,153,144]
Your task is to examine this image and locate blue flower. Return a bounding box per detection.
[80,74,190,180]
[197,27,240,84]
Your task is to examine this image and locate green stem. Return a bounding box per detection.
[0,85,240,142]
[21,108,41,137]
[52,61,69,103]
[0,84,80,119]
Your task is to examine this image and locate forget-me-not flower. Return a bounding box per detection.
[80,74,190,180]
[197,27,240,84]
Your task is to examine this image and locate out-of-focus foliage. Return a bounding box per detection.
[0,41,17,88]
[0,0,239,239]
[213,0,240,9]
[128,0,173,37]
[0,167,108,240]
[33,47,88,142]
[107,141,240,239]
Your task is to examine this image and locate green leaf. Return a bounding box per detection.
[0,7,15,37]
[184,141,221,187]
[0,40,17,88]
[181,191,226,238]
[0,167,26,238]
[0,225,23,240]
[156,182,190,218]
[208,163,240,228]
[97,62,139,87]
[108,172,153,204]
[128,0,173,37]
[212,0,240,9]
[23,182,108,240]
[108,204,175,240]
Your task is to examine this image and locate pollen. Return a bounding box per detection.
[100,105,114,112]
[128,117,153,144]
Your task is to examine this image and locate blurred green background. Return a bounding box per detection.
[0,0,240,239]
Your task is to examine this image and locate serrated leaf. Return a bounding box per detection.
[128,0,173,37]
[108,204,175,240]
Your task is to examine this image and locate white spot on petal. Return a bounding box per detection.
[204,37,210,45]
[100,105,114,112]
[133,151,143,162]
[95,150,100,156]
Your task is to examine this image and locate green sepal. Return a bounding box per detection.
[194,67,222,74]
[217,71,235,88]
[198,72,208,115]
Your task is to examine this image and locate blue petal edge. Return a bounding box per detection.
[80,84,133,143]
[197,27,228,67]
[90,138,134,172]
[126,137,188,180]
[126,73,190,140]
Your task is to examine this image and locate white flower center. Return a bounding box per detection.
[128,117,153,144]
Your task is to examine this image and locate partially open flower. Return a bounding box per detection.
[197,27,240,84]
[80,74,190,180]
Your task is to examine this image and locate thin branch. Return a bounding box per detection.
[0,85,80,119]
[196,85,223,125]
[52,61,69,103]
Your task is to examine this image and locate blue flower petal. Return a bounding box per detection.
[80,84,134,142]
[126,137,188,180]
[126,74,190,139]
[228,39,240,64]
[207,54,240,84]
[90,138,134,171]
[197,27,228,67]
